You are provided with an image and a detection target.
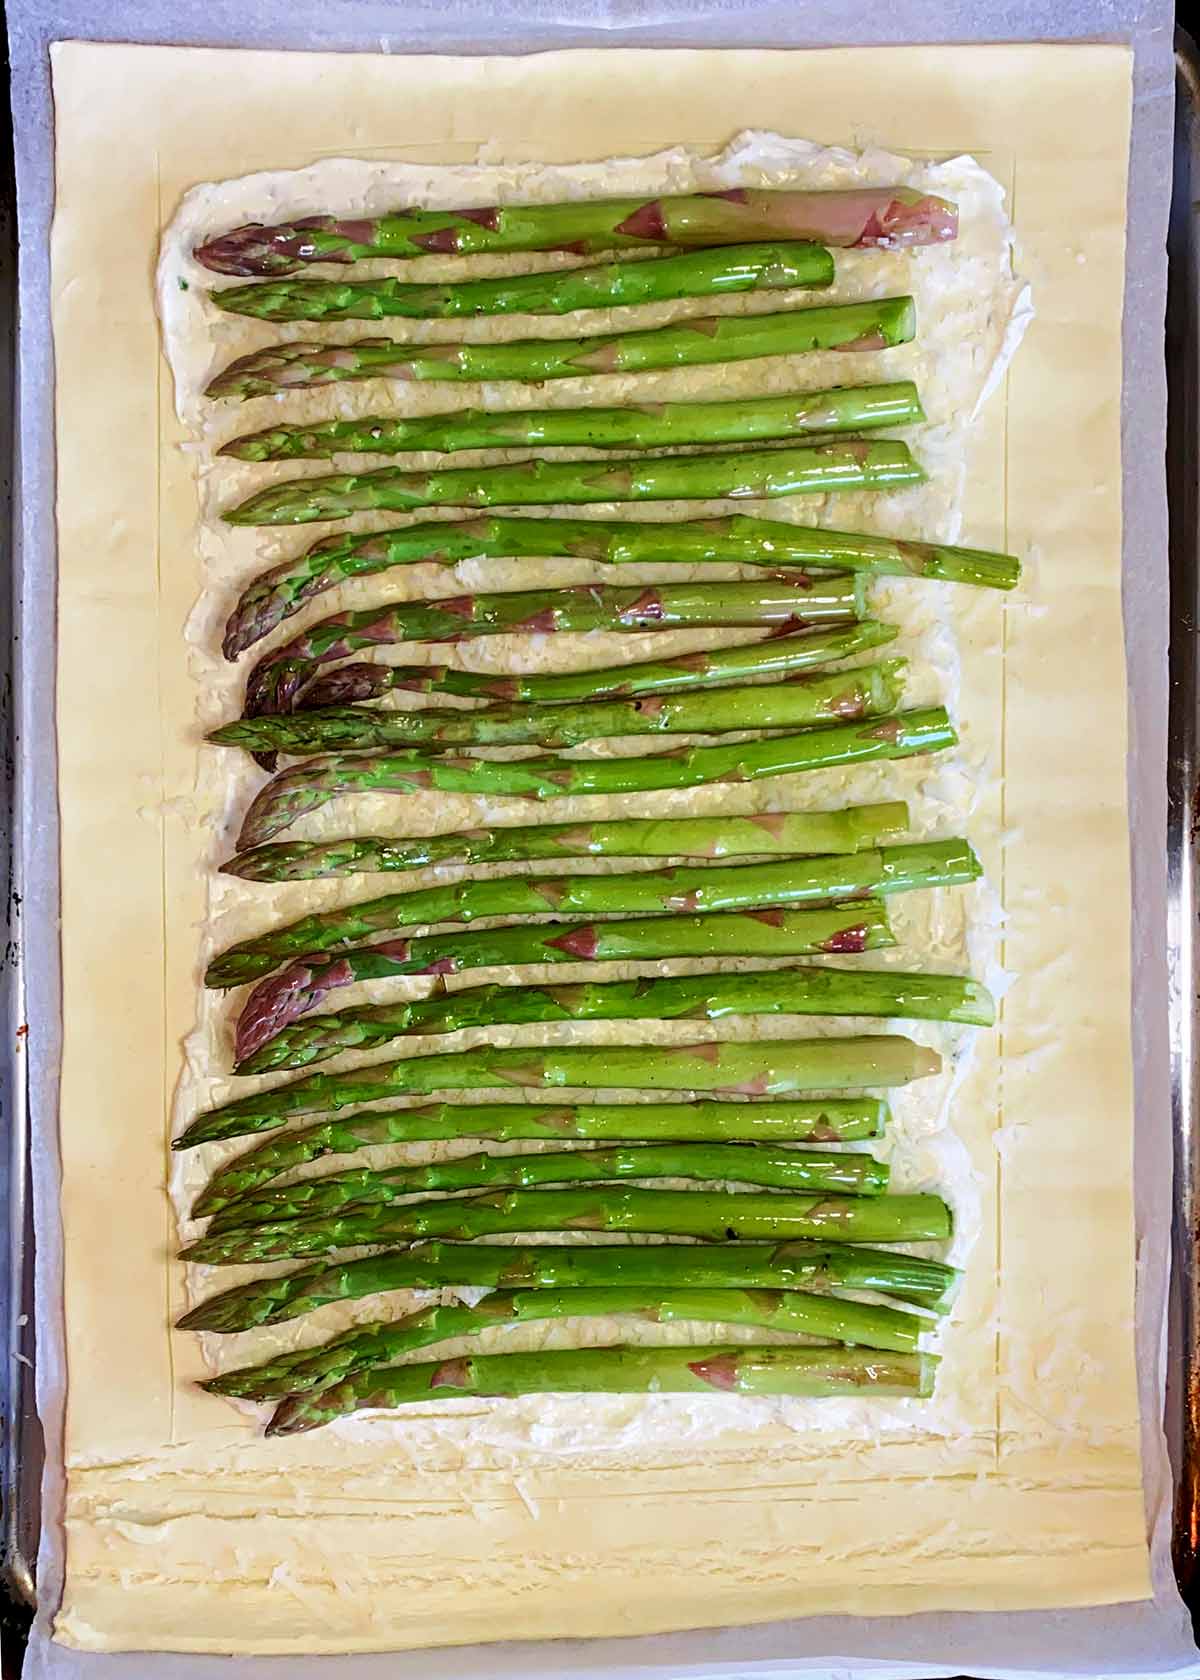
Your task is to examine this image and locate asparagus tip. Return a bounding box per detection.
[265,1399,306,1436]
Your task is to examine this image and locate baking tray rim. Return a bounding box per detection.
[0,11,1190,1672]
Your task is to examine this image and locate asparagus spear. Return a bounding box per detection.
[208,839,980,989]
[239,965,993,1078]
[234,709,958,850]
[245,576,866,717]
[177,1036,942,1149]
[293,621,899,712]
[208,297,914,398]
[233,901,896,1065]
[271,1343,936,1434]
[225,440,924,526]
[211,242,837,321]
[210,1284,924,1403]
[194,188,957,275]
[221,381,923,461]
[207,298,917,400]
[219,661,907,758]
[181,1185,952,1265]
[208,1142,891,1232]
[224,515,1018,657]
[193,1099,890,1218]
[180,1236,960,1333]
[223,802,910,883]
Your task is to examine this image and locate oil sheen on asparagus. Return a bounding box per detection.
[221,381,923,460]
[194,187,957,275]
[237,965,993,1076]
[191,1099,891,1217]
[178,1037,943,1149]
[180,1238,961,1333]
[224,516,1017,656]
[222,802,910,883]
[226,440,924,525]
[207,297,918,399]
[233,711,959,849]
[210,241,837,320]
[209,841,981,988]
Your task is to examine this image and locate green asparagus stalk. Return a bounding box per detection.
[238,965,993,1078]
[208,1142,891,1232]
[181,1184,952,1265]
[222,802,910,883]
[220,660,907,758]
[224,515,1018,657]
[177,1035,942,1149]
[270,1343,937,1434]
[230,883,893,1049]
[207,298,917,399]
[226,382,923,463]
[194,188,957,276]
[233,901,897,1064]
[271,1343,937,1434]
[234,709,958,850]
[208,839,980,989]
[225,440,924,527]
[209,1283,924,1403]
[192,1099,890,1218]
[222,382,923,462]
[211,242,837,321]
[245,576,865,717]
[179,1236,960,1333]
[294,621,899,713]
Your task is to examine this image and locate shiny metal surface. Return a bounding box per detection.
[1169,27,1200,1631]
[0,17,1188,1675]
[0,11,37,1666]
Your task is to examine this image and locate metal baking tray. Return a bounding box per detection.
[1168,25,1200,1638]
[0,15,36,1675]
[0,23,1194,1677]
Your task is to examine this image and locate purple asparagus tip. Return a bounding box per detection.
[195,224,302,277]
[195,216,363,278]
[235,960,322,1063]
[300,663,391,706]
